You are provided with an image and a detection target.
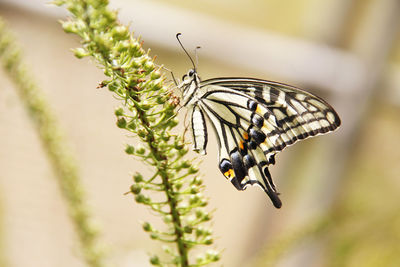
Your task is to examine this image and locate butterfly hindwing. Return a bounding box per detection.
[197,89,282,207]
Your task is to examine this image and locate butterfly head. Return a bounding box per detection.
[181,68,198,84]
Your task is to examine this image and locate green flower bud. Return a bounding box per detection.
[163,215,172,223]
[150,232,158,240]
[93,33,112,51]
[149,255,160,265]
[125,145,135,154]
[206,250,220,261]
[188,165,199,174]
[114,107,124,116]
[116,117,127,128]
[195,209,205,219]
[62,21,77,33]
[156,96,165,105]
[162,245,172,254]
[195,177,203,186]
[52,0,65,6]
[164,108,175,118]
[130,183,141,194]
[108,81,119,91]
[103,10,117,23]
[200,199,208,207]
[151,71,161,80]
[133,173,143,182]
[136,146,146,155]
[189,195,200,205]
[66,3,83,17]
[151,80,162,91]
[139,55,150,64]
[181,160,191,169]
[190,177,202,186]
[73,47,89,58]
[168,118,179,128]
[116,40,130,52]
[184,225,193,233]
[128,58,141,69]
[147,116,156,123]
[204,236,213,245]
[174,142,185,150]
[161,134,170,141]
[112,25,130,40]
[195,228,204,237]
[97,80,109,88]
[142,222,152,232]
[135,193,148,203]
[174,181,183,191]
[178,147,189,156]
[140,100,152,110]
[137,129,146,138]
[144,61,154,72]
[104,68,112,77]
[190,186,199,194]
[203,213,211,221]
[196,255,204,264]
[127,121,136,130]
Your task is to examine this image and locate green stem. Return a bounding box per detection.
[133,92,188,266]
[160,168,189,267]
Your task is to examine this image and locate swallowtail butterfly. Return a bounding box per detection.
[176,34,341,208]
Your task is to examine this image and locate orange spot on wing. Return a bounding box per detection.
[224,169,235,179]
[243,132,249,140]
[239,140,244,150]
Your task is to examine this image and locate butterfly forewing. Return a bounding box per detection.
[182,75,340,208]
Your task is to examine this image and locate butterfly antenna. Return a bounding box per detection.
[194,46,201,69]
[176,33,196,71]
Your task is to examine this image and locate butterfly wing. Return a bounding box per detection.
[192,78,340,208]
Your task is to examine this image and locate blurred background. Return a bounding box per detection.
[0,0,399,266]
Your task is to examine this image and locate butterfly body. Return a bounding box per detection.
[178,69,341,208]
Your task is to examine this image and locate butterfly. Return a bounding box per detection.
[176,34,341,208]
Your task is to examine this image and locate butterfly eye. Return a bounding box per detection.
[188,69,195,77]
